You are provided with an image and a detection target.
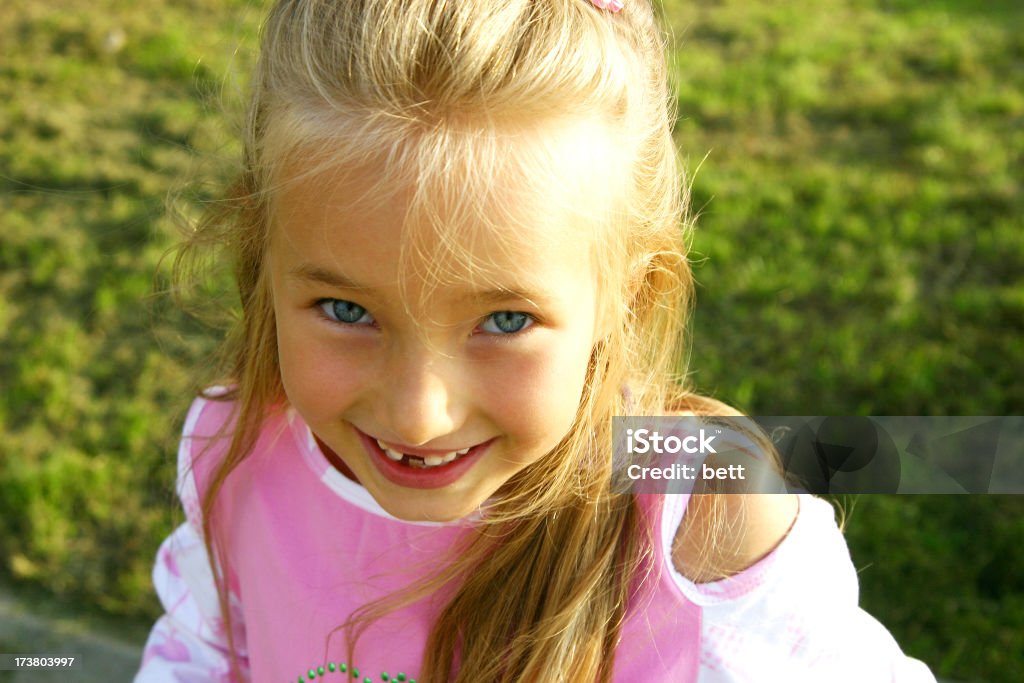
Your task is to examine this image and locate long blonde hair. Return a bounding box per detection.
[172,1,730,680]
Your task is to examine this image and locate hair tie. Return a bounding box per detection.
[589,0,624,13]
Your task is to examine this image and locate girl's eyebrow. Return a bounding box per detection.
[287,264,369,290]
[288,262,549,308]
[466,286,548,308]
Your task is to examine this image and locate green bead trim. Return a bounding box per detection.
[291,661,416,683]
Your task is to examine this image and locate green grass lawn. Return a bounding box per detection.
[1,1,1021,680]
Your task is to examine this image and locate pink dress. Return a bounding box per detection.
[135,393,936,682]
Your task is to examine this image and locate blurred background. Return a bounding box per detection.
[0,0,1021,681]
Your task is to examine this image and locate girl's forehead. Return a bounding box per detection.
[271,116,625,280]
[272,165,589,294]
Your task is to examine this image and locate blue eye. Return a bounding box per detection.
[480,311,533,335]
[319,299,375,325]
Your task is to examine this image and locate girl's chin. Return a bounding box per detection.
[370,488,487,523]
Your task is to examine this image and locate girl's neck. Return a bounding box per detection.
[313,434,362,484]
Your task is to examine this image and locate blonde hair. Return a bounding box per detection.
[172,1,735,680]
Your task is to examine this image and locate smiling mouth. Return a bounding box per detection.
[374,439,474,469]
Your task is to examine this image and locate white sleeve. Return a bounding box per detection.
[663,494,938,683]
[134,522,249,682]
[135,396,249,682]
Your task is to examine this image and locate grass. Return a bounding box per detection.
[1,0,1021,680]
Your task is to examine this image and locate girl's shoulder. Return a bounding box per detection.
[173,387,238,528]
[672,489,799,583]
[657,402,801,584]
[182,385,285,449]
[185,385,239,438]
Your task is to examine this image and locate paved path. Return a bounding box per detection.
[0,585,144,683]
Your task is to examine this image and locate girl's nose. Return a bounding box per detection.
[380,352,466,447]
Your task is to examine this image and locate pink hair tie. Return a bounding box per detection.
[589,0,623,13]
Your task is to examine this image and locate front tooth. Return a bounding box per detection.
[441,452,458,464]
[375,439,404,461]
[424,455,444,467]
[456,447,470,455]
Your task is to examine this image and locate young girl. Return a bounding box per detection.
[136,1,937,681]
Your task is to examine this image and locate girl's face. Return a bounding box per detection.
[268,122,617,522]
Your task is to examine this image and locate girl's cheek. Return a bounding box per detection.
[483,352,584,435]
[278,332,373,415]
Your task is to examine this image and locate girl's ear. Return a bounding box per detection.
[592,255,651,345]
[626,255,652,297]
[623,254,656,322]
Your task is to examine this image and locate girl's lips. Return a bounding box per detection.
[353,426,494,490]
